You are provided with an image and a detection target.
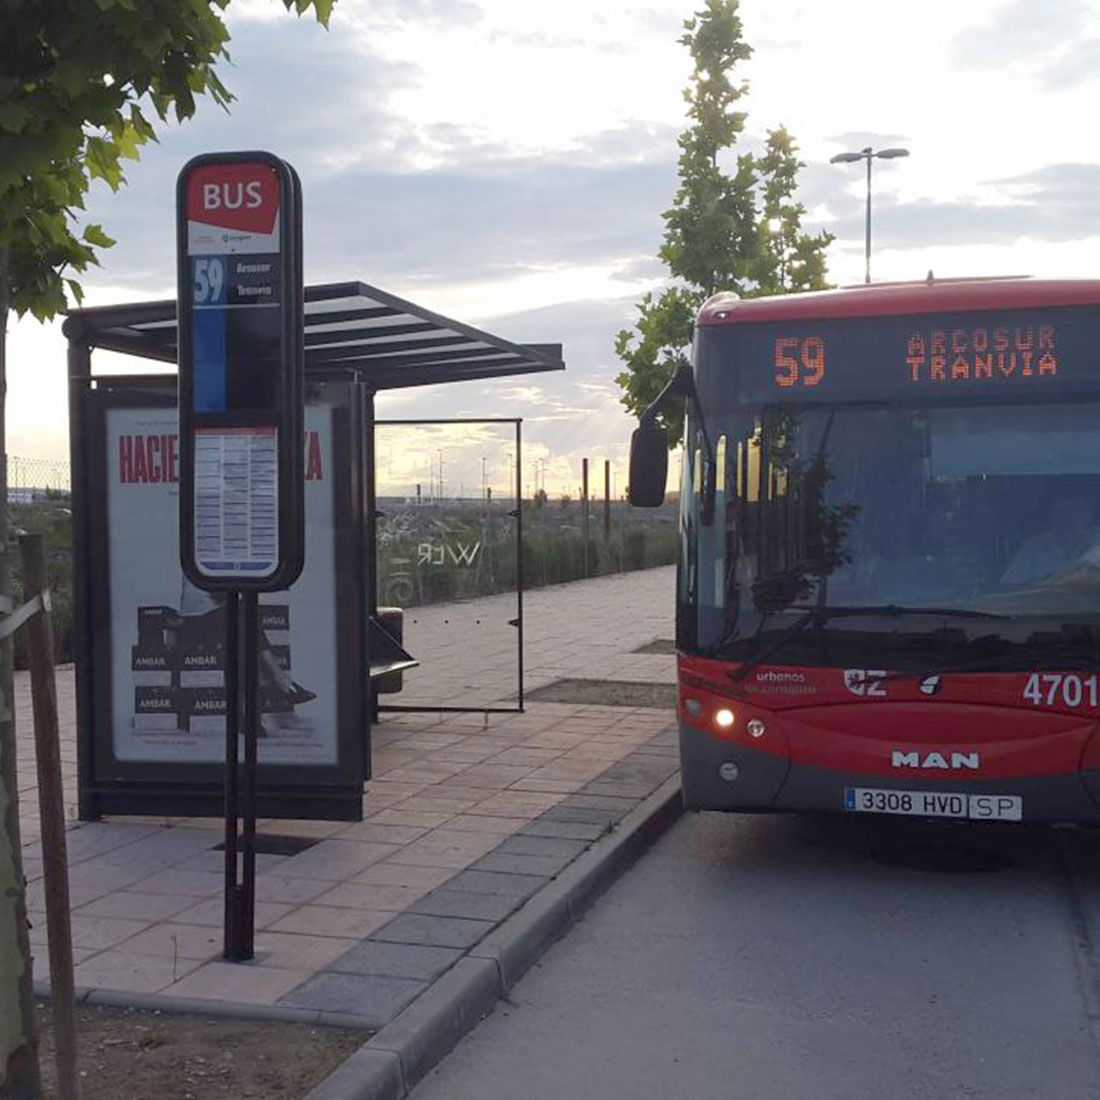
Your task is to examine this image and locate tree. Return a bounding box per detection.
[0,2,332,1092]
[615,0,832,445]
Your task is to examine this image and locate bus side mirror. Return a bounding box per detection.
[628,421,669,507]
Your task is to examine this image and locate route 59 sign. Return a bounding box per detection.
[176,152,305,591]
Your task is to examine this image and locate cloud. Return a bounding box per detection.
[1041,37,1100,90]
[953,0,1091,61]
[374,294,643,485]
[82,96,679,294]
[339,0,482,28]
[952,0,1100,89]
[824,131,910,152]
[824,163,1100,251]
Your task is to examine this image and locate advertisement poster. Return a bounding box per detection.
[107,403,337,766]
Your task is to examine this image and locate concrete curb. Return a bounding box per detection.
[301,773,683,1100]
[33,981,377,1030]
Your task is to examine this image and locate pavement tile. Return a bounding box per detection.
[251,931,359,971]
[75,891,200,922]
[273,840,400,881]
[389,795,483,814]
[332,822,431,845]
[471,851,576,878]
[115,922,224,961]
[70,915,153,951]
[163,961,313,1004]
[312,882,431,911]
[408,889,523,922]
[472,791,563,816]
[170,850,288,875]
[251,874,333,905]
[279,971,425,1024]
[441,814,532,835]
[381,761,471,785]
[453,764,536,789]
[519,819,609,841]
[34,946,100,973]
[61,823,160,863]
[372,913,494,949]
[352,862,457,890]
[364,782,428,800]
[396,733,467,750]
[541,804,624,826]
[563,793,642,813]
[256,819,347,839]
[174,897,294,930]
[268,905,395,940]
[365,809,455,829]
[73,949,204,994]
[580,781,658,799]
[25,880,118,912]
[67,861,150,894]
[91,828,216,868]
[521,733,589,750]
[508,776,588,794]
[404,828,502,853]
[497,834,588,859]
[135,869,226,897]
[330,940,463,981]
[429,784,509,802]
[386,848,482,872]
[445,869,549,899]
[489,747,565,766]
[428,745,504,765]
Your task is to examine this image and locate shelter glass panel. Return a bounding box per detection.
[375,420,522,711]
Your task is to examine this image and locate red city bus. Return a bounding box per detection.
[629,277,1100,823]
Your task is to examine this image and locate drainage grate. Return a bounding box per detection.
[525,678,676,709]
[633,638,676,655]
[211,834,321,856]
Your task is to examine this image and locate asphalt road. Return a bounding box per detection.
[410,810,1100,1100]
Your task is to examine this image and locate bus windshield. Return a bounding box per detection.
[679,400,1100,670]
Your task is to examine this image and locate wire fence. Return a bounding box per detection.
[7,455,71,499]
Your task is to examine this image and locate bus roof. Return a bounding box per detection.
[698,277,1100,326]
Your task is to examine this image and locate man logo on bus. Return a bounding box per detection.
[892,750,981,770]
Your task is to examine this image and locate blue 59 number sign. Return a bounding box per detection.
[177,152,305,591]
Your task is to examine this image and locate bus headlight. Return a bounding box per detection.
[715,708,735,730]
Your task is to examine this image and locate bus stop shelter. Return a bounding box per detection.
[63,282,564,822]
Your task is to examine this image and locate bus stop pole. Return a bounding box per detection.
[240,591,259,957]
[223,591,242,959]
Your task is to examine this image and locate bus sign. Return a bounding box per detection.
[695,304,1100,409]
[177,151,304,591]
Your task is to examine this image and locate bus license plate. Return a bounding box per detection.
[844,788,1022,821]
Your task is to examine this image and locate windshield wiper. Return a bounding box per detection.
[726,604,1009,683]
[785,603,1008,620]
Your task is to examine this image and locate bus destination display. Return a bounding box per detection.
[697,306,1100,407]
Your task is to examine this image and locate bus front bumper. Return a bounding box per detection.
[679,724,1100,824]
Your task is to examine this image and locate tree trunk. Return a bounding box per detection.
[0,250,42,1098]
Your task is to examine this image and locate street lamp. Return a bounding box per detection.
[829,145,909,284]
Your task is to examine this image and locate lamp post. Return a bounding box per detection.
[829,145,909,284]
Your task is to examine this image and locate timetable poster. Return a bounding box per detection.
[106,404,337,766]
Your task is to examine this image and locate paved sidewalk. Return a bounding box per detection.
[15,566,677,1026]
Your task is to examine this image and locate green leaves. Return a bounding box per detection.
[82,224,115,249]
[0,0,336,324]
[614,0,832,443]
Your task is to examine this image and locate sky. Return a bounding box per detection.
[10,0,1100,496]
